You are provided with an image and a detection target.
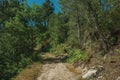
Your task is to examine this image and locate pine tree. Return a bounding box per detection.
[41,0,54,26]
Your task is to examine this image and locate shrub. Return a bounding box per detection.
[108,36,117,45]
[67,49,88,63]
[0,28,41,80]
[50,44,69,55]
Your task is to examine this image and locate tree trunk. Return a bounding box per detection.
[87,0,108,53]
[75,0,81,48]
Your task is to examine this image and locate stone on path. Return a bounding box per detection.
[82,69,98,79]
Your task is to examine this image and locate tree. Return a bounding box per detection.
[59,0,120,53]
[0,1,42,79]
[0,0,22,27]
[41,0,54,27]
[48,13,69,47]
[59,0,89,48]
[86,0,108,53]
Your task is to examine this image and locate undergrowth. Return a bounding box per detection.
[66,49,88,63]
[12,63,42,80]
[50,44,69,55]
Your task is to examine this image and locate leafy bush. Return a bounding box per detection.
[50,44,69,55]
[67,49,88,63]
[0,32,33,80]
[115,49,120,54]
[108,36,117,45]
[0,27,41,80]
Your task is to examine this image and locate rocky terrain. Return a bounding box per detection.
[15,45,120,80]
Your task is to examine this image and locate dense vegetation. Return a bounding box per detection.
[0,0,119,80]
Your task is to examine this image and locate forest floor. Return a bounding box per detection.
[73,43,120,80]
[15,44,120,80]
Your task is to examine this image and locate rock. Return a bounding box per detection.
[82,69,98,80]
[97,76,105,80]
[96,65,104,73]
[81,67,88,73]
[116,76,120,80]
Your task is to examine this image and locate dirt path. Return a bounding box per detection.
[37,63,81,80]
[37,50,120,80]
[37,53,82,80]
[15,51,120,80]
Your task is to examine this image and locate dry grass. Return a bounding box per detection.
[14,63,42,80]
[66,64,81,75]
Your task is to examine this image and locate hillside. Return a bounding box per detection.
[0,0,119,80]
[15,43,120,80]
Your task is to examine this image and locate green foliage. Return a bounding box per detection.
[48,13,69,48]
[0,30,34,79]
[0,3,42,80]
[50,44,69,55]
[0,0,119,79]
[115,49,120,54]
[108,36,117,45]
[67,49,88,63]
[41,0,54,26]
[18,56,33,69]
